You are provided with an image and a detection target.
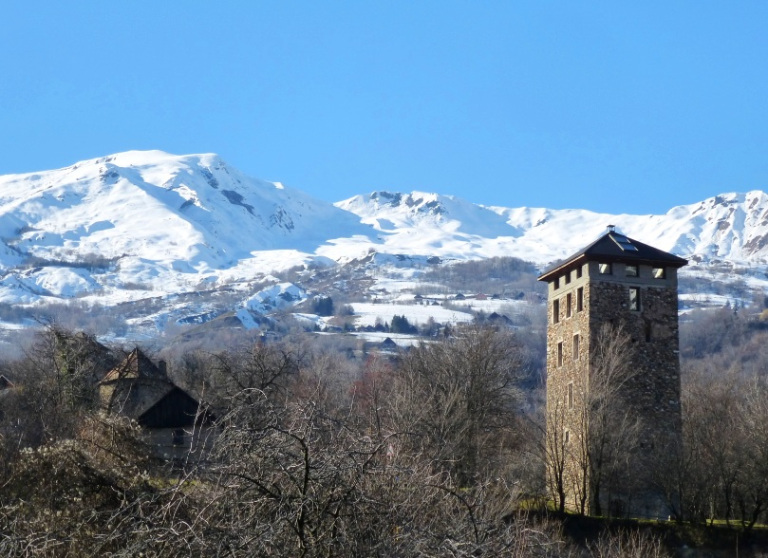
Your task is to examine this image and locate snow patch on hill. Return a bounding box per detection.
[245,283,306,314]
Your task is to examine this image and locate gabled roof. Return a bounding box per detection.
[100,348,166,383]
[138,386,215,428]
[99,348,175,420]
[538,229,687,282]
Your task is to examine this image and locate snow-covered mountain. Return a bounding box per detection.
[0,150,374,304]
[337,189,768,267]
[0,150,767,324]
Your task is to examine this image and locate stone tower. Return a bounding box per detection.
[538,227,687,517]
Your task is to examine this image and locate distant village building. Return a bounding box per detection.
[98,348,214,461]
[380,337,398,350]
[538,226,687,518]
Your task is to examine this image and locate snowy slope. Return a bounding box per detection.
[337,190,768,268]
[0,151,374,303]
[2,151,768,312]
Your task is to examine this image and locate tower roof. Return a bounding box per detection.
[538,229,687,282]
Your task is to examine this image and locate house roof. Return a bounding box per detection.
[538,228,688,282]
[99,348,174,420]
[138,386,215,428]
[100,348,167,383]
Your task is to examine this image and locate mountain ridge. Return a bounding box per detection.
[0,150,766,312]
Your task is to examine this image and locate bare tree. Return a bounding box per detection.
[735,376,768,529]
[670,364,768,529]
[387,325,525,485]
[0,326,118,449]
[554,323,641,516]
[585,323,642,515]
[587,528,670,558]
[545,397,570,513]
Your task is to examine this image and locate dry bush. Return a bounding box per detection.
[587,528,670,558]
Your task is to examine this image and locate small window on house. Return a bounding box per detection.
[172,429,186,446]
[599,263,612,275]
[576,287,584,312]
[565,271,571,284]
[553,299,560,323]
[566,293,572,318]
[629,287,640,311]
[568,382,574,409]
[653,267,666,279]
[576,265,583,279]
[564,429,570,444]
[557,342,563,367]
[554,276,560,289]
[573,334,580,360]
[626,264,638,277]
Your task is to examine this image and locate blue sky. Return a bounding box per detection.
[2,2,767,215]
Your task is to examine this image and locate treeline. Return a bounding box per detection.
[419,256,545,299]
[669,306,768,527]
[541,319,768,532]
[0,326,672,557]
[4,311,768,555]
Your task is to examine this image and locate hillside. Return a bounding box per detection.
[0,150,765,340]
[0,150,373,305]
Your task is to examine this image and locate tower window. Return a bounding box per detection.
[565,271,571,284]
[599,263,612,275]
[565,429,570,444]
[576,265,583,279]
[629,287,640,311]
[566,293,572,318]
[626,264,638,277]
[553,299,560,323]
[573,334,580,360]
[557,342,563,367]
[653,267,666,279]
[577,287,584,312]
[568,382,574,409]
[554,277,560,289]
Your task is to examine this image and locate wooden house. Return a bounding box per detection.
[99,348,215,461]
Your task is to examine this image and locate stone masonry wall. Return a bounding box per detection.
[545,259,683,517]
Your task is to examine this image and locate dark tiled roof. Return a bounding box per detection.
[138,386,214,428]
[538,231,687,282]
